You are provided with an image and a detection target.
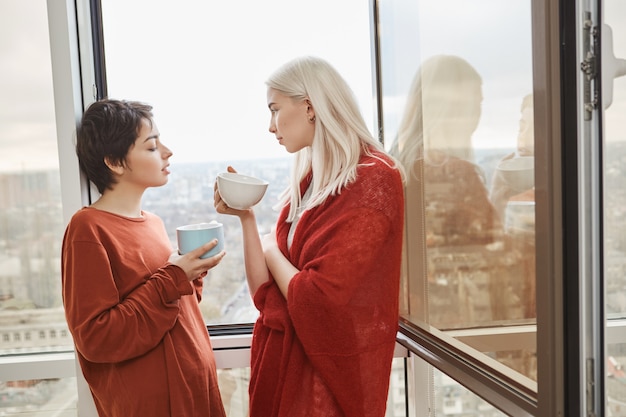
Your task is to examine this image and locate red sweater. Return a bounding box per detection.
[250,152,404,416]
[61,208,225,417]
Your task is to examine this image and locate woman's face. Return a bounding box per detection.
[118,118,173,189]
[266,88,315,153]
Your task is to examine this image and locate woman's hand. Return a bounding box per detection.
[214,166,254,219]
[168,240,226,281]
[261,227,279,255]
[261,226,299,299]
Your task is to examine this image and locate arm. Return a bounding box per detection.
[262,229,299,298]
[239,210,271,295]
[62,211,225,363]
[214,166,270,296]
[62,240,189,363]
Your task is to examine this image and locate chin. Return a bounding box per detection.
[285,145,307,154]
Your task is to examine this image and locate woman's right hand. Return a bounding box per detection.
[214,166,254,219]
[168,240,226,281]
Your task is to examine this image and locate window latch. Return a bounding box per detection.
[581,12,598,121]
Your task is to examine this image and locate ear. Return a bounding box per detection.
[104,156,125,176]
[305,99,316,121]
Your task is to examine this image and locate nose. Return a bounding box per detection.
[268,117,276,134]
[161,143,173,158]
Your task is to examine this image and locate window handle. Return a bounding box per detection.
[602,23,626,109]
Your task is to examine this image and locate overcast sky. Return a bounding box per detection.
[0,1,57,172]
[1,0,625,173]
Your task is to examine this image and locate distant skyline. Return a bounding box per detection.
[1,1,625,173]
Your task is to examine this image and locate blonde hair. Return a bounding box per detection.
[393,55,482,175]
[266,56,396,221]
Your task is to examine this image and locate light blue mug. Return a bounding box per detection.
[176,221,225,259]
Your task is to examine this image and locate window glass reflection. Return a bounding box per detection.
[379,0,536,380]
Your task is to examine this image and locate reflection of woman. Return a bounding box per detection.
[390,55,503,327]
[489,94,536,320]
[489,93,535,221]
[215,56,405,416]
[391,54,501,247]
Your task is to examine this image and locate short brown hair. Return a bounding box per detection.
[76,99,153,194]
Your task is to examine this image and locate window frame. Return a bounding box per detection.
[369,0,569,415]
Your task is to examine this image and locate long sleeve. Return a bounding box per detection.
[62,210,192,363]
[61,208,225,417]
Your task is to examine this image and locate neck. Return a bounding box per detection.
[91,186,144,218]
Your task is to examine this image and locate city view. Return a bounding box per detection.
[1,145,625,415]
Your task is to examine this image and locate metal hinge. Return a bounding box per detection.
[586,358,596,417]
[581,12,598,120]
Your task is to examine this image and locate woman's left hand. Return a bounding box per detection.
[261,226,299,299]
[261,227,278,254]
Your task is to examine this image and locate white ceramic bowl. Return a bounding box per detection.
[495,156,534,193]
[217,172,269,210]
[504,201,535,234]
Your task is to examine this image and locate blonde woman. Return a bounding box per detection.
[390,54,499,249]
[215,56,405,416]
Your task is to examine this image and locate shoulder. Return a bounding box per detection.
[337,150,404,216]
[424,155,482,178]
[447,157,486,183]
[64,207,106,242]
[67,207,99,227]
[357,150,403,190]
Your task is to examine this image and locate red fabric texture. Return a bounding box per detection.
[249,151,405,417]
[62,208,225,417]
[418,154,501,247]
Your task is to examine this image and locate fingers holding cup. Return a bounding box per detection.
[176,222,225,259]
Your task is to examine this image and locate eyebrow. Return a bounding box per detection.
[144,134,159,142]
[267,102,275,109]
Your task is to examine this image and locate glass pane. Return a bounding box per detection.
[431,367,508,416]
[100,0,374,325]
[607,342,626,415]
[379,0,537,380]
[0,1,72,354]
[387,357,408,417]
[217,368,249,417]
[603,0,626,413]
[0,377,77,416]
